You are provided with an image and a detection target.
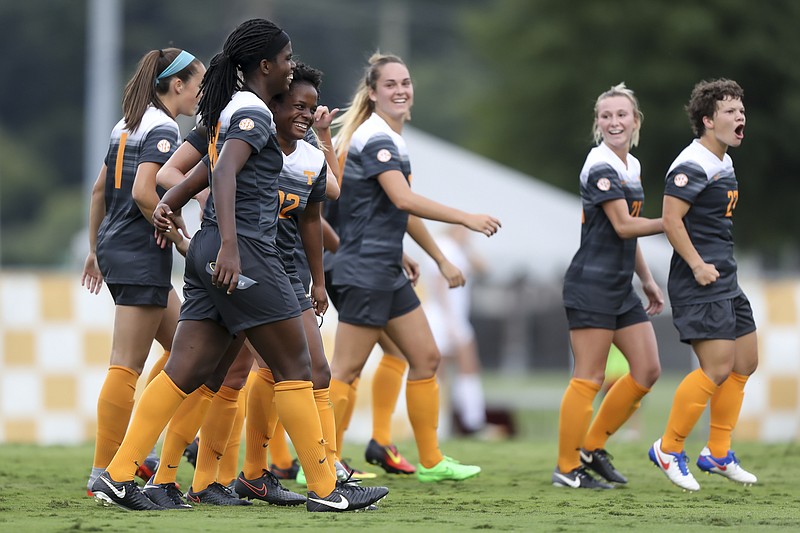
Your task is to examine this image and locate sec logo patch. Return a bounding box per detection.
[377,149,392,163]
[239,118,255,131]
[597,178,611,191]
[157,139,171,153]
[674,173,688,187]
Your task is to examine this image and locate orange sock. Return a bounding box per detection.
[661,369,718,454]
[242,368,274,479]
[93,365,139,469]
[106,371,187,481]
[314,387,338,477]
[406,376,443,468]
[557,378,601,473]
[708,372,748,457]
[275,380,335,497]
[584,373,649,451]
[154,385,215,485]
[269,421,293,469]
[371,354,407,445]
[330,378,352,457]
[192,386,240,491]
[218,375,251,485]
[145,350,170,385]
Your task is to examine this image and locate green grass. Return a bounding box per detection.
[1,372,798,532]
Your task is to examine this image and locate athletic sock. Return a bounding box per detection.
[661,368,718,454]
[314,387,338,476]
[154,385,215,485]
[584,373,649,451]
[242,368,275,479]
[192,385,240,491]
[145,350,170,385]
[557,378,601,473]
[708,371,749,457]
[453,373,487,433]
[93,365,138,469]
[406,376,444,468]
[371,354,407,445]
[105,371,187,482]
[218,373,251,485]
[275,380,335,497]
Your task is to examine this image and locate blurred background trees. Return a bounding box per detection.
[2,0,799,267]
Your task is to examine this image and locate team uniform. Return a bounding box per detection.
[562,142,649,328]
[180,90,300,333]
[663,139,756,342]
[96,106,180,306]
[330,113,419,326]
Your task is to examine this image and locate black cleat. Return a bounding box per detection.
[186,482,252,506]
[552,466,614,489]
[580,448,628,484]
[183,437,199,469]
[270,458,300,480]
[92,471,165,511]
[306,480,388,512]
[142,476,192,509]
[234,470,306,506]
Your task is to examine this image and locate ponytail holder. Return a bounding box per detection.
[156,50,196,85]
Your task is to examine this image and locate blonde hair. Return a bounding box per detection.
[333,52,406,160]
[591,82,644,148]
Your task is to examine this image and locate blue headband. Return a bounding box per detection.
[156,50,196,84]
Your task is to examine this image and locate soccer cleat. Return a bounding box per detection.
[339,458,378,479]
[365,439,416,475]
[270,458,300,480]
[183,437,199,469]
[142,476,192,509]
[580,448,628,484]
[306,480,389,512]
[416,456,481,482]
[696,447,757,485]
[552,466,614,489]
[91,471,165,511]
[234,470,306,506]
[649,439,700,492]
[134,456,159,483]
[186,482,252,506]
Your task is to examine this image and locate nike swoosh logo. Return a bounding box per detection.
[239,478,267,497]
[309,493,350,510]
[385,447,402,465]
[579,450,592,464]
[100,476,127,499]
[553,472,580,488]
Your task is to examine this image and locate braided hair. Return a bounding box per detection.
[198,18,286,143]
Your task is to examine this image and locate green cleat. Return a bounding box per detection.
[416,456,481,482]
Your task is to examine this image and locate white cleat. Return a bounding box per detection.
[648,439,700,492]
[696,447,757,485]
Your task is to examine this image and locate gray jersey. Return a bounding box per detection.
[96,106,179,286]
[331,113,411,290]
[664,140,741,306]
[563,143,645,313]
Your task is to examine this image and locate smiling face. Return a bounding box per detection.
[273,81,318,142]
[595,95,639,158]
[266,42,296,96]
[369,61,413,125]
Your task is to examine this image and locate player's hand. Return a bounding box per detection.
[313,106,340,131]
[641,279,665,316]
[402,253,421,286]
[692,263,719,286]
[81,252,104,295]
[464,213,501,237]
[311,284,329,316]
[438,259,465,288]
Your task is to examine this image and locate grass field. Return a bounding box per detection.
[1,372,798,532]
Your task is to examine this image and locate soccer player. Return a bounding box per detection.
[90,19,388,512]
[555,83,663,489]
[81,47,204,495]
[329,52,500,483]
[649,79,757,492]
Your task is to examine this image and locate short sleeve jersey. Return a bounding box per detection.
[331,113,412,290]
[664,139,741,305]
[563,142,645,313]
[96,106,180,286]
[203,91,283,247]
[276,139,328,277]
